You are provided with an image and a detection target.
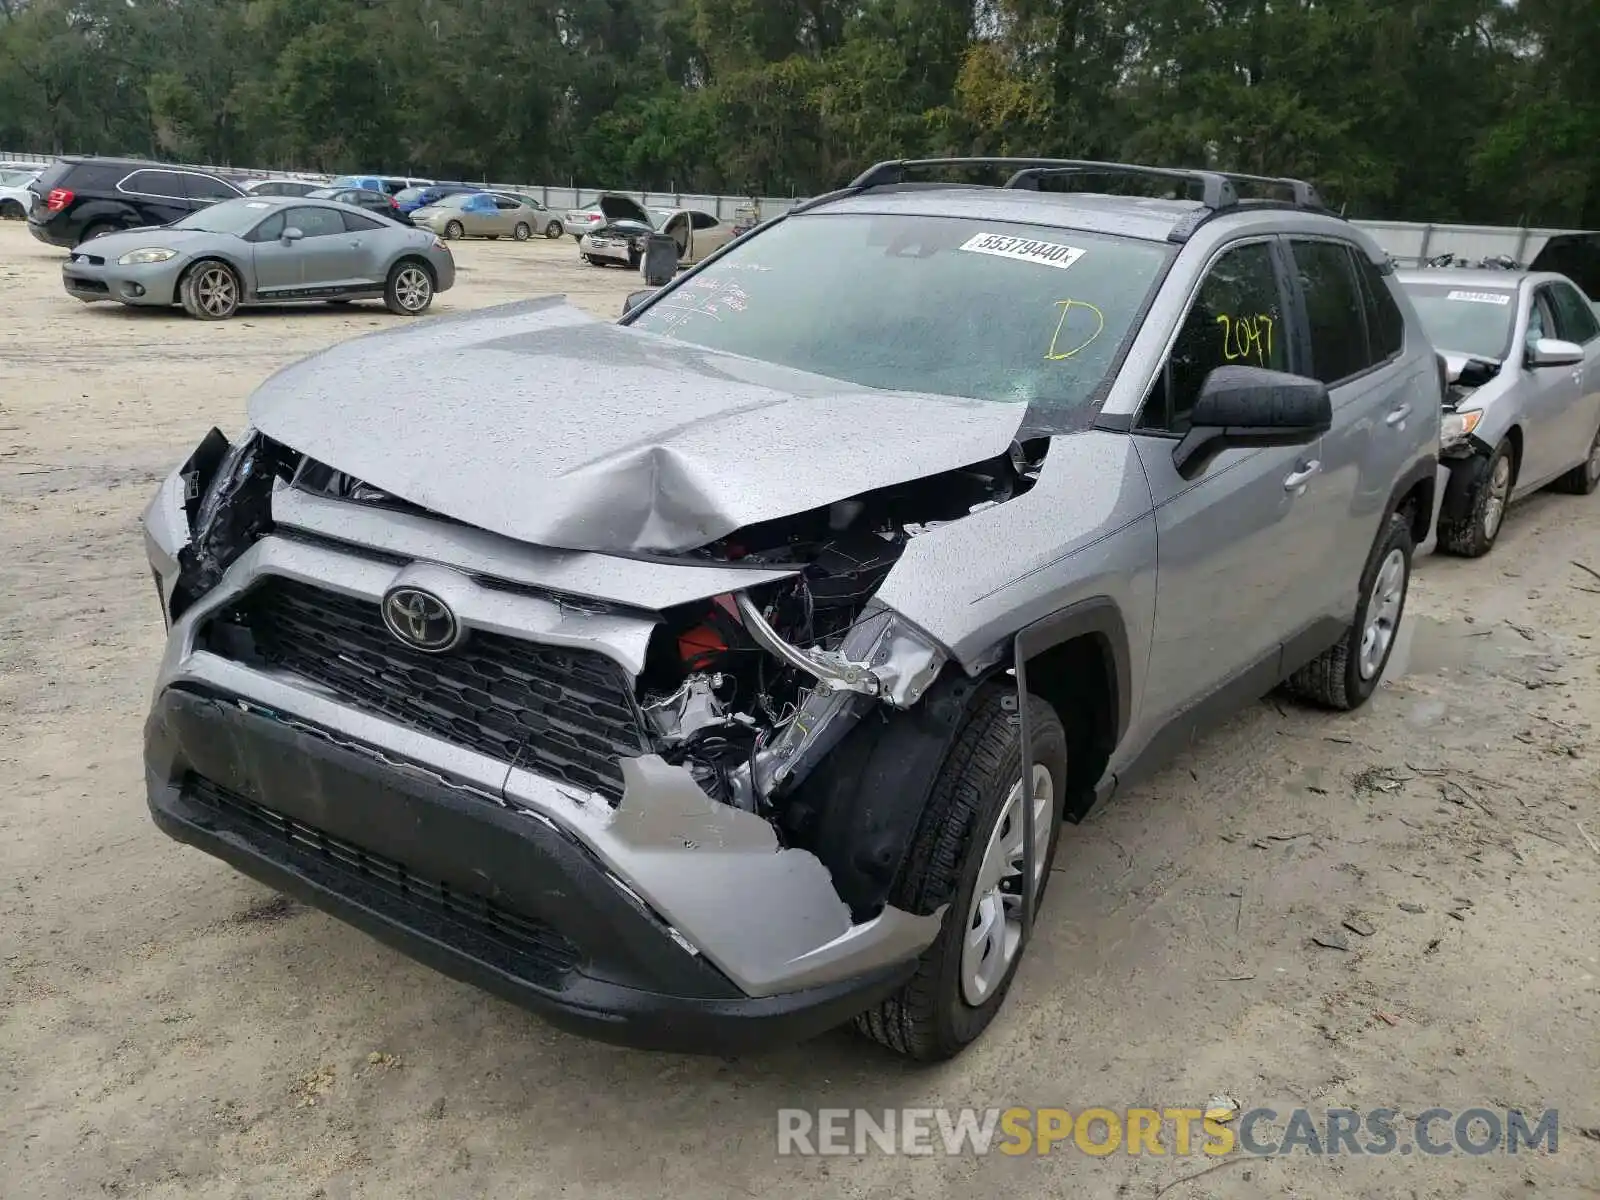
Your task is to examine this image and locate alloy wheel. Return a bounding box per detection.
[393,266,431,312]
[195,266,236,317]
[1358,547,1407,681]
[961,763,1053,1006]
[1483,453,1512,539]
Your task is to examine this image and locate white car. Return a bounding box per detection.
[0,167,40,220]
[577,195,735,269]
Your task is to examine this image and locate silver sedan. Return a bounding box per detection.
[1399,267,1600,556]
[60,196,457,320]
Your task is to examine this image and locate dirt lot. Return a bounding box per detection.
[2,219,1598,1199]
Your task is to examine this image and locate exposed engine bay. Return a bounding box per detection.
[634,439,1045,812]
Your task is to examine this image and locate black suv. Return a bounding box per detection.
[27,157,244,248]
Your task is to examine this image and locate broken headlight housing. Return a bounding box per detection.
[1441,408,1483,451]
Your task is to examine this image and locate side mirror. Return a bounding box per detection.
[1173,366,1332,479]
[1526,337,1583,369]
[641,233,679,286]
[621,288,657,316]
[281,226,304,243]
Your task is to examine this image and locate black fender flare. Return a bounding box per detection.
[782,597,1132,921]
[1385,453,1440,546]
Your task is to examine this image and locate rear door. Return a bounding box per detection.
[1133,238,1328,724]
[1284,237,1414,620]
[117,169,192,224]
[490,195,522,234]
[1546,279,1600,467]
[1518,286,1582,487]
[463,194,497,235]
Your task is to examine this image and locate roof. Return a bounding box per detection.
[1396,267,1551,288]
[797,185,1357,244]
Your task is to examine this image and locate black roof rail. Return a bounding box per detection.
[793,156,1334,240]
[1213,170,1327,211]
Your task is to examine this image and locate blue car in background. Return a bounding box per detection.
[393,183,478,216]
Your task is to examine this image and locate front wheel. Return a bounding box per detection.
[583,253,605,267]
[384,260,434,315]
[1439,438,1515,556]
[0,199,23,220]
[1286,511,1413,711]
[545,220,563,239]
[855,688,1067,1061]
[179,260,241,320]
[1550,423,1600,496]
[443,220,464,240]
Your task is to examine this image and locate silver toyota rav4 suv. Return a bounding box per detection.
[140,159,1441,1061]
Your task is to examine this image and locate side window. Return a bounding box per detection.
[1141,241,1287,433]
[493,196,519,210]
[690,211,718,230]
[122,170,186,198]
[341,210,382,233]
[283,206,345,238]
[185,173,240,201]
[252,211,286,241]
[1291,239,1372,383]
[1548,281,1600,344]
[1352,254,1405,360]
[1527,291,1553,345]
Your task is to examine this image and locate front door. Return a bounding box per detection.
[1517,287,1583,488]
[255,206,361,295]
[1131,238,1330,738]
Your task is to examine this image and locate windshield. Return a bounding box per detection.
[1401,282,1517,360]
[170,198,281,235]
[628,212,1172,424]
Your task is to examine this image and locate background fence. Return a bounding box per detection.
[1,150,1587,258]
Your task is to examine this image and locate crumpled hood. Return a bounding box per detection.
[247,298,1028,555]
[1439,350,1502,388]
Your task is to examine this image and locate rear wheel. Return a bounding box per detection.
[513,222,531,241]
[178,260,241,320]
[545,220,563,239]
[81,222,118,243]
[1439,438,1515,556]
[384,260,434,315]
[443,220,464,240]
[855,688,1067,1061]
[1550,423,1600,496]
[1286,512,1412,711]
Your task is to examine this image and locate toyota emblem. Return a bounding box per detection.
[381,586,463,653]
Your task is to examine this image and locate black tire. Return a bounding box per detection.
[583,253,605,267]
[178,260,241,320]
[81,222,118,243]
[1549,422,1600,496]
[512,222,531,241]
[855,687,1068,1061]
[626,248,641,270]
[545,220,563,239]
[383,259,434,316]
[1286,512,1413,711]
[443,220,464,240]
[0,199,23,220]
[1438,438,1515,556]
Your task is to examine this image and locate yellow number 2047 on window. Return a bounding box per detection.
[958,232,1086,270]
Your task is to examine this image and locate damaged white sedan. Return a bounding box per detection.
[140,157,1441,1059]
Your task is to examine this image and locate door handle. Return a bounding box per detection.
[1283,460,1321,492]
[1385,403,1412,427]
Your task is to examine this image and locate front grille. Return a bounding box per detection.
[202,577,648,801]
[184,774,580,975]
[70,251,105,265]
[66,276,108,293]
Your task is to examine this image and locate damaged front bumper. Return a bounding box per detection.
[140,451,944,1050]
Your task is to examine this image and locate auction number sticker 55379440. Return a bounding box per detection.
[959,232,1085,271]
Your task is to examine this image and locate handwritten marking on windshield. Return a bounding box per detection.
[1217,313,1275,366]
[1045,299,1106,361]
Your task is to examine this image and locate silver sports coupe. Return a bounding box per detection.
[61,195,457,320]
